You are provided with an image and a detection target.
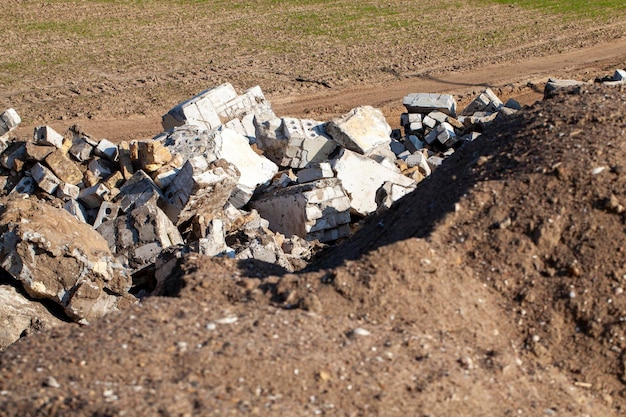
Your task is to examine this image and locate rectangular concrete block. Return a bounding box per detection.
[1,142,26,170]
[31,162,61,194]
[25,142,55,161]
[95,139,119,161]
[403,93,457,117]
[64,199,88,223]
[118,141,134,180]
[0,109,21,136]
[68,137,93,162]
[33,126,64,148]
[297,162,334,184]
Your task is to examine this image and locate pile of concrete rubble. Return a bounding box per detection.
[0,68,624,348]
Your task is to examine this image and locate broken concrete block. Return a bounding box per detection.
[64,199,88,223]
[162,88,223,132]
[403,93,457,116]
[68,137,94,162]
[614,69,626,82]
[97,200,183,272]
[544,78,585,98]
[115,170,171,215]
[504,98,522,110]
[45,149,83,184]
[56,182,80,201]
[405,152,432,177]
[1,142,26,170]
[195,219,232,257]
[219,85,275,121]
[425,122,456,147]
[427,155,445,170]
[25,142,55,161]
[326,106,392,154]
[0,284,65,349]
[0,109,21,136]
[118,141,134,180]
[461,88,504,115]
[87,157,115,180]
[165,158,239,236]
[250,178,351,242]
[255,117,337,169]
[33,125,63,148]
[101,171,125,197]
[390,139,407,157]
[427,110,448,124]
[31,162,61,194]
[406,135,426,153]
[331,149,416,216]
[95,138,119,161]
[78,183,110,209]
[136,140,172,172]
[422,115,437,129]
[93,201,120,229]
[297,162,334,184]
[376,181,414,211]
[10,176,36,195]
[0,196,133,322]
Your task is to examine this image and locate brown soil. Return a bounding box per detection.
[2,5,626,415]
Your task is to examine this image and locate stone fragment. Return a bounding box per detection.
[56,182,80,201]
[10,176,36,195]
[195,219,232,257]
[331,149,416,216]
[97,200,183,272]
[136,140,172,172]
[95,138,119,161]
[403,93,457,116]
[25,142,55,161]
[115,170,166,213]
[33,126,63,148]
[78,183,110,209]
[376,181,414,211]
[0,196,133,322]
[1,142,26,170]
[218,85,275,121]
[162,86,224,132]
[0,284,65,349]
[118,141,134,180]
[544,78,585,98]
[297,162,334,184]
[614,69,626,82]
[425,122,457,147]
[31,162,61,194]
[504,98,522,110]
[64,199,88,223]
[45,149,83,184]
[325,106,392,154]
[0,108,21,137]
[87,157,115,181]
[405,152,432,177]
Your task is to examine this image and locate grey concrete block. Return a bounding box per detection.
[326,106,392,155]
[0,109,21,136]
[31,162,61,194]
[95,138,119,161]
[33,125,63,148]
[403,93,457,116]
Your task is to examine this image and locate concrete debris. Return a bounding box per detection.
[544,78,586,98]
[255,117,337,169]
[250,178,351,242]
[0,196,134,323]
[0,108,21,138]
[325,106,392,154]
[402,93,457,117]
[331,149,416,216]
[0,284,65,349]
[1,73,620,345]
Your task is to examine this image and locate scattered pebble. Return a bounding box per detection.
[348,327,371,338]
[591,166,606,175]
[216,316,238,325]
[43,376,60,388]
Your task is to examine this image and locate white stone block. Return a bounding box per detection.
[31,162,61,194]
[614,69,626,82]
[331,149,416,216]
[78,183,110,209]
[33,126,63,148]
[95,139,119,161]
[162,87,225,132]
[326,106,392,155]
[0,108,21,136]
[56,182,80,200]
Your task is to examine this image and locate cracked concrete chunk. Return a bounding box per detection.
[0,196,133,322]
[331,149,416,216]
[403,93,457,116]
[326,106,392,155]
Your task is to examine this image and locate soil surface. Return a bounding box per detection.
[2,7,626,416]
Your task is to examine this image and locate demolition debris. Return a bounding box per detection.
[0,69,624,347]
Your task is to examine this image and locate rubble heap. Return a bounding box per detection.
[0,69,624,348]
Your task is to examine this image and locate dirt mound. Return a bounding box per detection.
[1,84,625,415]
